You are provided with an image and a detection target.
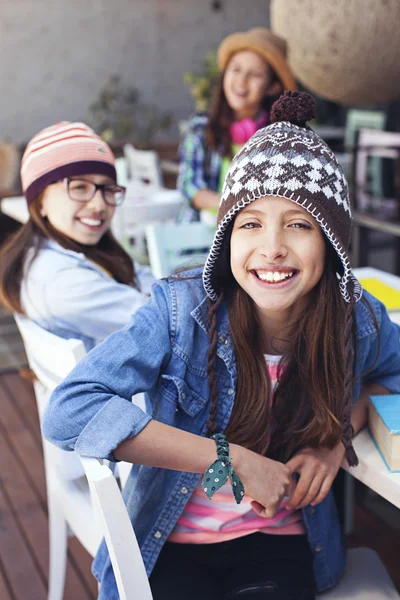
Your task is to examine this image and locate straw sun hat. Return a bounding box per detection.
[217,27,296,91]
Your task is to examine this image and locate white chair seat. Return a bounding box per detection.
[318,548,399,599]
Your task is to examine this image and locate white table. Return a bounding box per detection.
[1,195,28,223]
[342,429,400,510]
[339,267,400,530]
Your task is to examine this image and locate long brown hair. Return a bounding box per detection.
[0,194,138,314]
[207,235,376,464]
[206,70,281,158]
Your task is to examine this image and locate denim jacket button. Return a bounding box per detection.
[154,531,162,539]
[220,336,228,345]
[181,392,185,400]
[181,487,188,495]
[228,388,234,395]
[314,545,323,552]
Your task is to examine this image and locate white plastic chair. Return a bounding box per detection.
[81,457,153,600]
[14,314,149,600]
[145,222,215,279]
[123,143,162,189]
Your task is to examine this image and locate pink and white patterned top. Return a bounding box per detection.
[169,355,305,544]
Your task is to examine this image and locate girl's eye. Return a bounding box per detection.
[289,222,312,229]
[240,221,260,229]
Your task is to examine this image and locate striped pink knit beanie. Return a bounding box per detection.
[21,122,116,204]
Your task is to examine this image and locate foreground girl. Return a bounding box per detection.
[43,92,400,599]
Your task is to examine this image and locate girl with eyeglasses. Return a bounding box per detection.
[0,121,154,351]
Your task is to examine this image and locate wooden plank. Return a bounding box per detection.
[0,473,47,598]
[68,539,98,598]
[2,372,42,447]
[0,374,95,600]
[0,565,13,600]
[0,379,46,507]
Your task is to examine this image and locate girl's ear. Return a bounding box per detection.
[39,197,47,217]
[265,80,283,98]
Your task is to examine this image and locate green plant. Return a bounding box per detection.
[87,74,173,143]
[183,52,219,113]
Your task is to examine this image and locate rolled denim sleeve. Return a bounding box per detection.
[42,280,172,460]
[362,300,400,393]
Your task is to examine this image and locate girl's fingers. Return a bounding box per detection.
[250,499,281,519]
[295,476,324,509]
[285,455,304,475]
[250,501,265,517]
[310,476,334,506]
[286,468,314,508]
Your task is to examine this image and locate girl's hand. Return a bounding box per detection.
[284,443,345,510]
[232,445,294,519]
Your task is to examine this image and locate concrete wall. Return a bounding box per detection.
[0,0,270,143]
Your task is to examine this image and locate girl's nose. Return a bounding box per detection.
[259,229,288,261]
[86,189,107,211]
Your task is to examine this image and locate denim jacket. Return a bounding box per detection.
[42,269,400,599]
[21,238,154,351]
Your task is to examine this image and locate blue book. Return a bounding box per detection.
[368,395,400,472]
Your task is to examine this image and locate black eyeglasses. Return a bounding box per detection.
[54,178,126,206]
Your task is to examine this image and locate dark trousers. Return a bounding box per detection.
[150,532,316,600]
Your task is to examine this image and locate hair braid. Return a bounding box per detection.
[206,293,224,435]
[341,299,359,467]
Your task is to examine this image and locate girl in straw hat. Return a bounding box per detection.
[0,122,153,351]
[43,93,400,599]
[178,27,296,224]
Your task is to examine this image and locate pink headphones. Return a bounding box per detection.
[230,112,269,145]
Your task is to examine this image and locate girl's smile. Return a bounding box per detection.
[230,196,326,328]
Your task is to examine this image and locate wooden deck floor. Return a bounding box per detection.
[0,371,97,600]
[0,369,399,599]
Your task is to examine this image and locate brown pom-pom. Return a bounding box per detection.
[270,91,317,127]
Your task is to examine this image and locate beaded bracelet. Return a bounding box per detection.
[202,432,245,504]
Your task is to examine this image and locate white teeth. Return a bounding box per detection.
[80,218,102,226]
[256,271,294,282]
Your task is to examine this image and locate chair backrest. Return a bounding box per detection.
[345,110,386,197]
[124,143,163,189]
[115,156,130,188]
[354,128,400,199]
[145,222,215,279]
[345,109,386,150]
[81,457,153,600]
[14,314,86,402]
[14,314,87,480]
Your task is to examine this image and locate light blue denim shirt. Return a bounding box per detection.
[21,238,154,351]
[42,269,400,599]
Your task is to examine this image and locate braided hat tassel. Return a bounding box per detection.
[341,299,359,467]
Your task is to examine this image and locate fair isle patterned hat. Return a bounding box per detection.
[203,91,362,305]
[21,122,116,204]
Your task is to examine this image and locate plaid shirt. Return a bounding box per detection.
[177,115,222,222]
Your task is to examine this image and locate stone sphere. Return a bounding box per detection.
[270,0,400,105]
